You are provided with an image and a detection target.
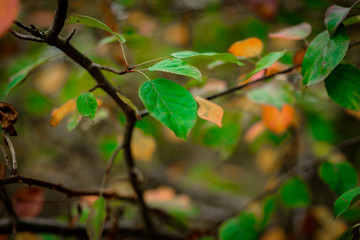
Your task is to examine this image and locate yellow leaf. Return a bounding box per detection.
[50,100,77,127]
[131,129,156,162]
[195,96,223,127]
[228,37,263,58]
[262,104,295,135]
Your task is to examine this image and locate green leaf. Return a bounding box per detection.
[334,187,360,218]
[148,58,202,82]
[247,81,295,110]
[343,15,360,26]
[139,78,197,140]
[219,212,258,240]
[336,223,360,240]
[66,14,126,43]
[244,51,286,81]
[67,112,82,132]
[325,1,359,36]
[76,92,98,121]
[260,195,276,230]
[86,196,106,240]
[319,161,358,196]
[5,58,50,96]
[302,25,349,86]
[171,51,244,66]
[324,64,360,111]
[116,92,141,120]
[279,176,311,208]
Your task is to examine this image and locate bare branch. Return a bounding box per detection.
[65,29,76,44]
[0,175,137,202]
[2,133,17,175]
[92,63,131,75]
[101,143,124,189]
[45,0,68,43]
[9,29,45,42]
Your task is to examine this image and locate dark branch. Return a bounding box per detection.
[92,63,131,75]
[45,0,68,43]
[0,175,137,202]
[65,29,76,44]
[9,29,45,42]
[0,218,183,240]
[350,40,360,48]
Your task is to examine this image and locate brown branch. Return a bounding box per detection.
[9,29,45,42]
[45,0,68,43]
[0,175,137,202]
[100,143,124,189]
[65,29,76,44]
[350,40,360,48]
[0,218,183,240]
[91,63,131,75]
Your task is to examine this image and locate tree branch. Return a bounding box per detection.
[45,0,68,43]
[0,175,137,202]
[0,218,183,240]
[9,29,45,42]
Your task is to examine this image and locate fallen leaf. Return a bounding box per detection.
[228,37,263,58]
[0,0,20,37]
[244,121,266,143]
[262,104,295,135]
[269,22,312,40]
[0,102,18,136]
[12,187,44,218]
[131,129,156,162]
[195,96,223,127]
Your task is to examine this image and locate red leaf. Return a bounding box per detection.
[269,23,312,40]
[0,0,20,37]
[12,187,44,218]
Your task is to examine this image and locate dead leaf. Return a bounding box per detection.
[131,129,156,162]
[245,121,266,143]
[228,37,263,58]
[34,62,68,95]
[12,187,44,218]
[293,48,306,66]
[260,227,287,240]
[195,96,223,127]
[262,104,295,135]
[0,102,18,136]
[50,100,77,127]
[0,0,20,37]
[144,186,191,210]
[269,22,312,40]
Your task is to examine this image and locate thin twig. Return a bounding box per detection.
[92,63,130,75]
[0,174,137,202]
[9,29,45,42]
[100,143,124,191]
[65,29,76,44]
[130,56,171,69]
[0,144,11,174]
[350,40,360,48]
[88,84,100,92]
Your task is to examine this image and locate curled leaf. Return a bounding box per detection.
[228,37,263,58]
[50,100,77,127]
[0,102,18,136]
[195,96,223,127]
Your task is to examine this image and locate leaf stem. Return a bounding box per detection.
[130,56,170,69]
[135,70,151,82]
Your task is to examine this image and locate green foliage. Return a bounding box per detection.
[324,64,360,111]
[325,4,352,36]
[244,51,286,80]
[86,196,106,240]
[247,81,295,110]
[259,195,276,230]
[148,58,202,82]
[66,14,126,43]
[76,92,98,121]
[171,51,243,66]
[219,212,258,240]
[319,161,358,196]
[279,176,311,208]
[139,78,197,140]
[302,25,349,85]
[334,187,360,218]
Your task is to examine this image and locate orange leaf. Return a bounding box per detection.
[244,121,266,143]
[292,48,306,66]
[0,0,20,37]
[262,104,295,135]
[228,37,263,58]
[50,100,77,127]
[12,187,44,218]
[265,61,289,76]
[195,96,223,127]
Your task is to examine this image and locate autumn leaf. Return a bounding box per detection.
[269,22,312,40]
[262,104,295,135]
[228,37,263,58]
[244,121,266,143]
[0,0,20,37]
[292,48,306,66]
[195,96,223,127]
[12,187,44,218]
[50,100,77,127]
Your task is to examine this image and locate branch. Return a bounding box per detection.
[0,175,137,202]
[45,0,68,43]
[9,29,45,42]
[91,63,131,75]
[0,218,183,240]
[215,136,360,225]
